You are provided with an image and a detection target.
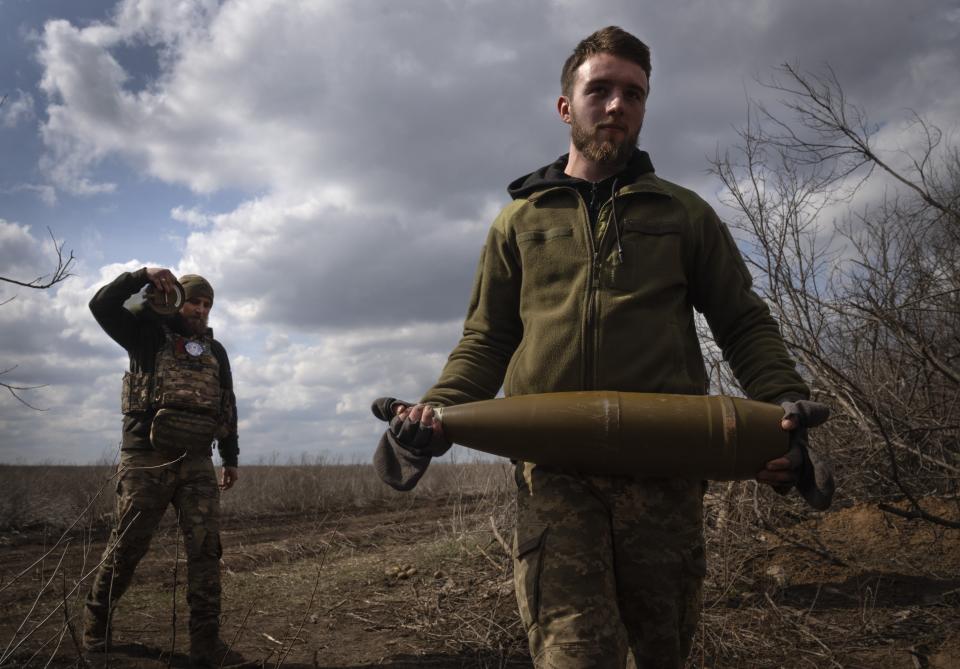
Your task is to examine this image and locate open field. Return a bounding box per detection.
[1,463,958,668]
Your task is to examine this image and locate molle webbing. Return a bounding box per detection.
[121,371,154,414]
[153,326,221,414]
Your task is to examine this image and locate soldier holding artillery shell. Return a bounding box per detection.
[374,26,832,669]
[84,267,239,668]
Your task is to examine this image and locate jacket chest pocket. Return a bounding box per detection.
[516,227,577,296]
[605,219,686,293]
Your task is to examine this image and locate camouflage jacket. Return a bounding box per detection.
[89,268,239,467]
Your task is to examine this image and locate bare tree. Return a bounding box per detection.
[710,64,960,528]
[0,228,76,409]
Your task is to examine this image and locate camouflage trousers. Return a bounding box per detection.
[85,448,222,653]
[513,462,706,669]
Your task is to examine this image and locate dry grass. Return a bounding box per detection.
[0,456,515,530]
[1,461,958,668]
[0,464,117,530]
[228,457,515,519]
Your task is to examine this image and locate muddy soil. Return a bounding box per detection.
[1,498,526,668]
[1,496,958,668]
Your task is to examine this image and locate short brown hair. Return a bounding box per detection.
[561,26,651,97]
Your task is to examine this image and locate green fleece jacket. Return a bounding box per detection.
[422,152,808,407]
[89,268,239,467]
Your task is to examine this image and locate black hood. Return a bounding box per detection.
[507,149,655,200]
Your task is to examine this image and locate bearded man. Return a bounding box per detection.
[376,26,831,669]
[84,267,239,668]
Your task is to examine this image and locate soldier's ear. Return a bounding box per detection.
[557,96,572,125]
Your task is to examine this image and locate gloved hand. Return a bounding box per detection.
[371,397,451,457]
[775,395,835,511]
[370,397,451,491]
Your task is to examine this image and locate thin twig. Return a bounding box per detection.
[751,485,848,567]
[62,570,88,668]
[219,606,252,669]
[0,511,142,665]
[476,544,504,573]
[275,520,339,669]
[0,454,183,596]
[1,542,71,662]
[168,509,181,668]
[488,516,511,555]
[0,368,48,410]
[0,228,76,290]
[878,502,960,528]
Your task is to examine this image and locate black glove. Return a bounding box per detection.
[370,397,406,422]
[370,397,451,491]
[371,397,451,456]
[775,395,835,511]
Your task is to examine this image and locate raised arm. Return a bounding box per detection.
[89,267,177,350]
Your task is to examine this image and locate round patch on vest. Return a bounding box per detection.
[185,340,204,357]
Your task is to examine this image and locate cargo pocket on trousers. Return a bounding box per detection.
[204,530,223,561]
[513,526,548,630]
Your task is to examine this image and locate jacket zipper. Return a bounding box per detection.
[586,180,622,390]
[578,188,599,392]
[549,184,621,392]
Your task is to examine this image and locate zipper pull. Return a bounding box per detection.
[592,251,600,289]
[611,177,624,264]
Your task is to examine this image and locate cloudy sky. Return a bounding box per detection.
[1,0,958,464]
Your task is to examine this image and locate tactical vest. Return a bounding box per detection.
[121,325,224,457]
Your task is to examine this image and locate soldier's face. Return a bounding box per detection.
[560,53,649,165]
[179,296,212,335]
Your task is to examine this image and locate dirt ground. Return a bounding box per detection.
[1,494,958,668]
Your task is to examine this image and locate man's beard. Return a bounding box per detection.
[181,315,208,335]
[570,112,639,166]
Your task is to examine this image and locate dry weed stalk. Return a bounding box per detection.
[1,453,192,666]
[750,484,848,567]
[168,508,181,668]
[274,517,340,669]
[0,465,121,595]
[0,510,141,667]
[220,606,252,669]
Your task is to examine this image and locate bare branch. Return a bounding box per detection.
[713,61,960,526]
[0,228,76,290]
[1,228,76,410]
[878,502,960,528]
[760,63,960,219]
[0,365,49,411]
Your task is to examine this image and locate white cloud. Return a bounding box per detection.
[172,188,491,331]
[226,319,459,457]
[111,0,219,45]
[34,0,567,204]
[1,183,57,206]
[6,0,960,464]
[170,205,212,228]
[0,89,35,127]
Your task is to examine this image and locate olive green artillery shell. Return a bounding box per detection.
[435,391,788,480]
